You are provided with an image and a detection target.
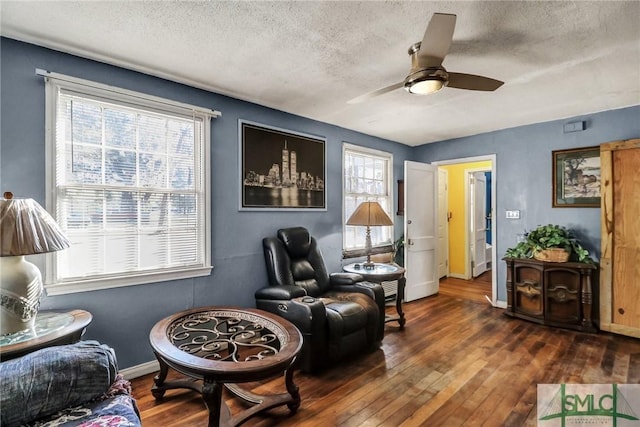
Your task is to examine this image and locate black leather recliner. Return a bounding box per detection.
[255,227,385,373]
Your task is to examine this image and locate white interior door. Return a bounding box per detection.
[404,161,438,301]
[471,171,487,277]
[437,168,449,278]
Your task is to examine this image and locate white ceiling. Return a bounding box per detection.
[1,1,639,146]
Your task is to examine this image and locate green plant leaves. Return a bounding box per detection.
[504,224,593,263]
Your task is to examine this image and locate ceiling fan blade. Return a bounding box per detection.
[347,82,404,104]
[447,72,504,91]
[417,13,457,68]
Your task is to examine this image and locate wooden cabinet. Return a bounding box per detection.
[504,258,597,332]
[600,138,640,338]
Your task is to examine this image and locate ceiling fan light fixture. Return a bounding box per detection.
[403,69,448,95]
[406,78,445,94]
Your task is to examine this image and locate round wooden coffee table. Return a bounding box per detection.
[149,306,303,427]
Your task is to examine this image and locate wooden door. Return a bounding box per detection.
[404,161,438,301]
[437,168,449,278]
[600,138,640,338]
[471,172,487,277]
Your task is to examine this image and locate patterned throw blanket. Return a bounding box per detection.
[0,342,141,427]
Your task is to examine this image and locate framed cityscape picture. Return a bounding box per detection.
[552,146,601,207]
[239,120,326,210]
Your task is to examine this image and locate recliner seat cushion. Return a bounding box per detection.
[323,299,368,338]
[323,291,381,343]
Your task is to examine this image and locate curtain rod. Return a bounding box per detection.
[36,69,221,118]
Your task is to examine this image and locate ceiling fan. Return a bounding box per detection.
[348,13,504,104]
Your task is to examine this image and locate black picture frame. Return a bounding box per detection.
[239,120,326,210]
[552,146,601,207]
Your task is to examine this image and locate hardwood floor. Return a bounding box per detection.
[131,284,640,426]
[438,271,492,304]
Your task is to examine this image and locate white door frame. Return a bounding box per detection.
[433,155,500,307]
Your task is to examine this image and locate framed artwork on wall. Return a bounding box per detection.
[552,146,601,207]
[239,120,326,210]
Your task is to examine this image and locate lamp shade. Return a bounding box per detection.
[346,201,393,227]
[0,192,70,256]
[1,192,70,335]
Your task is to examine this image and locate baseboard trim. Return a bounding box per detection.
[120,360,159,380]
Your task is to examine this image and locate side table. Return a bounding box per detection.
[343,263,406,329]
[0,309,93,361]
[149,306,303,427]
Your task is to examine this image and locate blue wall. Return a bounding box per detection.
[414,105,640,302]
[2,37,639,368]
[0,38,412,368]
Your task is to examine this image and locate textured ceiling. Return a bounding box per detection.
[1,1,639,146]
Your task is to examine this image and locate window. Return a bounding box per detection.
[343,143,393,253]
[42,71,219,294]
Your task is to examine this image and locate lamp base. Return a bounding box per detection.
[0,256,43,336]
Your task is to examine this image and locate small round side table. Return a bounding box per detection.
[343,262,406,329]
[0,309,93,361]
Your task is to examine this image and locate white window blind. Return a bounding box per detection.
[343,144,393,251]
[42,71,218,294]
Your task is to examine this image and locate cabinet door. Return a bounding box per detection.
[545,268,581,324]
[514,265,543,318]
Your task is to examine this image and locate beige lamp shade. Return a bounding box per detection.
[346,201,393,227]
[0,193,70,256]
[346,201,392,269]
[1,192,70,335]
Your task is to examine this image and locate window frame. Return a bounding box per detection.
[342,143,394,257]
[41,70,219,295]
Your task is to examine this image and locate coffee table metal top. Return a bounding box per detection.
[150,307,302,382]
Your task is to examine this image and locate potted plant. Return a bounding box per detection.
[504,224,593,263]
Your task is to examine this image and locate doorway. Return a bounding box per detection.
[433,155,497,306]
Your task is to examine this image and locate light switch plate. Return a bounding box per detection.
[506,210,520,219]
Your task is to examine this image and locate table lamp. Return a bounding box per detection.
[346,201,393,269]
[0,192,70,335]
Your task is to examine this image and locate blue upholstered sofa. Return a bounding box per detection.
[0,341,141,427]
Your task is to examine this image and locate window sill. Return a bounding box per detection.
[44,266,213,296]
[342,244,394,260]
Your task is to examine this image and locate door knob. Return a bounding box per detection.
[407,220,412,224]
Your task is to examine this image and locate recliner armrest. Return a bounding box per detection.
[255,285,307,300]
[255,296,326,333]
[329,272,364,286]
[331,281,385,304]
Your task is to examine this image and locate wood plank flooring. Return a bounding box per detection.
[438,271,492,304]
[131,280,640,426]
